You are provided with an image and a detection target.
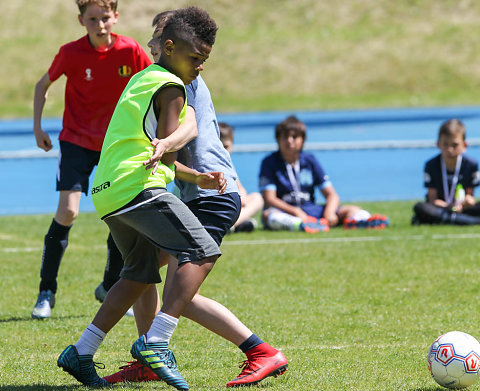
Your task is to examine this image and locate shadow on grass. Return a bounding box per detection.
[411,388,447,391]
[0,315,85,323]
[0,386,88,390]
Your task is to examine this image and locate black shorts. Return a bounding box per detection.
[186,192,241,246]
[56,141,100,194]
[105,188,221,284]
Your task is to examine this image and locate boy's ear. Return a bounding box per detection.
[163,39,175,55]
[78,14,85,26]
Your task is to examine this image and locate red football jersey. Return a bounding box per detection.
[48,33,152,151]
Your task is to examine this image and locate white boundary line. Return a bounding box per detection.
[3,232,480,253]
[222,232,480,246]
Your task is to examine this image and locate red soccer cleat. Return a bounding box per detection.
[103,360,159,383]
[226,351,288,387]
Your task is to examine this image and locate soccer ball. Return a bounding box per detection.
[427,331,480,389]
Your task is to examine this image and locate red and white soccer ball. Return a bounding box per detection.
[427,331,480,389]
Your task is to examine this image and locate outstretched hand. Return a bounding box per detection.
[143,138,168,174]
[196,171,227,194]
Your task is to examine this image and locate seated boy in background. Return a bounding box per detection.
[259,115,388,232]
[413,118,480,225]
[219,122,264,232]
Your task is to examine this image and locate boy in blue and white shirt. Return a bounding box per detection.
[413,118,480,225]
[259,115,388,232]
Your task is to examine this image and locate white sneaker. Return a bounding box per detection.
[32,290,55,319]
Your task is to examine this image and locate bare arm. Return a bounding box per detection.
[427,188,448,208]
[144,86,185,173]
[33,72,53,152]
[175,161,226,193]
[321,185,340,226]
[461,187,475,211]
[158,105,197,151]
[262,189,308,220]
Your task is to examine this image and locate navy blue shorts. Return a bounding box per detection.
[56,141,100,194]
[301,202,326,219]
[186,192,241,246]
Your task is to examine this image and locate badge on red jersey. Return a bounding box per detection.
[118,65,132,77]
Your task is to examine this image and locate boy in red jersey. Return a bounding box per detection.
[31,0,153,319]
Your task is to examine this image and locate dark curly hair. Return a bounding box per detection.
[162,6,218,47]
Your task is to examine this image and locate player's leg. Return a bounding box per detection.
[340,204,389,229]
[32,190,81,319]
[33,141,98,319]
[414,202,480,225]
[172,193,288,387]
[159,248,252,345]
[127,190,220,390]
[58,211,163,387]
[101,233,124,292]
[94,233,132,315]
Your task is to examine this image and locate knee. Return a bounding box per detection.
[251,192,264,207]
[56,206,78,226]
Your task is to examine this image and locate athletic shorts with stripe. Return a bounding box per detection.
[104,188,221,284]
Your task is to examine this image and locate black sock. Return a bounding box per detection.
[102,233,124,291]
[238,334,264,353]
[39,219,71,293]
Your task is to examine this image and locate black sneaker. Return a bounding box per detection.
[233,218,257,233]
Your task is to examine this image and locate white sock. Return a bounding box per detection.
[352,209,371,221]
[266,210,302,231]
[146,311,178,344]
[75,323,106,356]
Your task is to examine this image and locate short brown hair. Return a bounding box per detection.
[438,118,466,141]
[76,0,117,15]
[275,115,306,140]
[218,122,234,143]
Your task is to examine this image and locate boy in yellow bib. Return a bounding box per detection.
[57,8,221,390]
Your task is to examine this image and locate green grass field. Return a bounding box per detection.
[2,201,480,390]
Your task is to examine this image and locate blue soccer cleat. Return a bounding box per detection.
[57,345,108,388]
[300,216,330,233]
[130,335,188,390]
[367,214,389,229]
